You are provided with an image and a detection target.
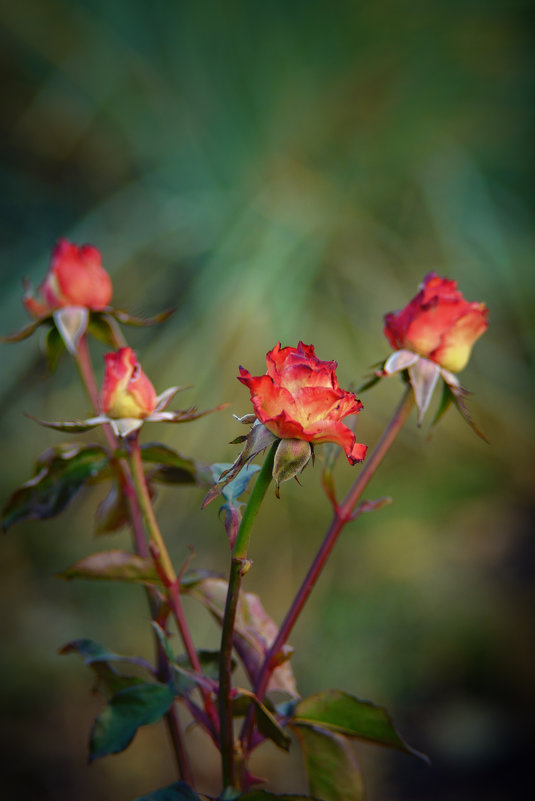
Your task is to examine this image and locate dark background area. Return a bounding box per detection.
[1,1,533,799]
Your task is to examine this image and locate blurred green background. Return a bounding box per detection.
[1,0,533,799]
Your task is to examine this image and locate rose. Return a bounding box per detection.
[383,273,488,373]
[101,347,157,419]
[238,342,367,465]
[24,238,112,318]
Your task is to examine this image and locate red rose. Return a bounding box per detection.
[101,347,157,419]
[24,238,112,318]
[384,273,488,373]
[238,342,367,464]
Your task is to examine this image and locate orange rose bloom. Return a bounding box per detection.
[101,348,157,419]
[384,273,488,373]
[24,239,112,317]
[238,342,366,464]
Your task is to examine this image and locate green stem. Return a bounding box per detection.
[240,386,415,752]
[126,433,177,582]
[219,441,278,791]
[126,433,219,735]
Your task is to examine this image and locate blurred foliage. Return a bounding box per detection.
[0,0,533,799]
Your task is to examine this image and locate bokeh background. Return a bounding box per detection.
[1,1,533,799]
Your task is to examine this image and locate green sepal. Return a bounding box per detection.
[431,378,454,429]
[45,325,66,372]
[292,690,428,762]
[110,307,175,327]
[87,312,125,348]
[140,443,212,485]
[2,444,110,531]
[58,550,161,584]
[202,423,278,508]
[448,382,488,442]
[132,781,203,801]
[1,316,49,343]
[292,725,365,801]
[89,682,176,761]
[357,361,386,393]
[272,439,312,495]
[26,414,105,433]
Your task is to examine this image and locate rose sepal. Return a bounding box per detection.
[1,316,48,343]
[272,438,313,497]
[4,304,174,354]
[202,420,278,508]
[365,350,487,439]
[27,392,228,439]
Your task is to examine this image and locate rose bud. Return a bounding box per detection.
[384,273,488,373]
[23,238,112,317]
[238,342,367,465]
[101,347,157,419]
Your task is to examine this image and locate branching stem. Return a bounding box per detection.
[240,387,415,752]
[219,441,278,791]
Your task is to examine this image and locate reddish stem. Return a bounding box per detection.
[240,386,415,752]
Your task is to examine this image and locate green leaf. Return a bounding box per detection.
[58,550,162,583]
[89,683,176,761]
[59,637,153,671]
[90,662,146,696]
[59,638,151,695]
[188,578,297,696]
[170,650,226,696]
[133,781,203,801]
[233,689,291,751]
[2,444,110,531]
[152,624,226,696]
[210,463,261,545]
[293,690,428,762]
[143,444,208,485]
[292,725,365,801]
[95,485,130,534]
[210,462,261,503]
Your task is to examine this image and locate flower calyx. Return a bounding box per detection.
[272,438,313,498]
[30,347,225,439]
[3,238,174,356]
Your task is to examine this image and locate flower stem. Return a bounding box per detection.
[126,432,219,736]
[219,441,278,791]
[241,386,415,750]
[74,335,194,781]
[126,433,177,582]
